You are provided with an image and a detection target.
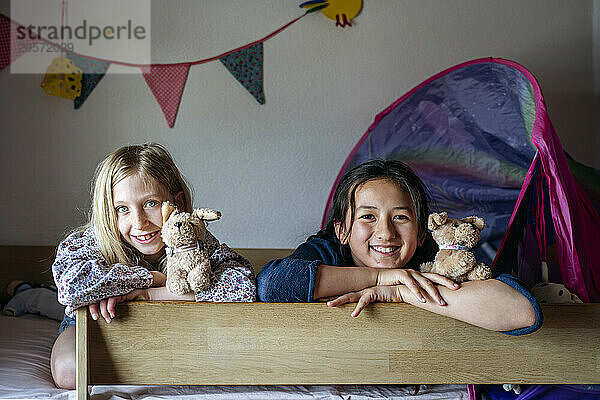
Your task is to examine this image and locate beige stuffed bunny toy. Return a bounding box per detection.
[531,261,582,304]
[420,212,492,283]
[161,202,221,295]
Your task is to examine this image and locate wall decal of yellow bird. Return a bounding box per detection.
[300,0,363,27]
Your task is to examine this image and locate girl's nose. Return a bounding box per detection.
[376,219,395,239]
[131,210,148,229]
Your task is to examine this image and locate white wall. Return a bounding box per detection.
[0,0,596,247]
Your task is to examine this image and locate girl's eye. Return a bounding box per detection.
[358,214,375,220]
[145,200,159,208]
[115,205,128,214]
[394,215,410,221]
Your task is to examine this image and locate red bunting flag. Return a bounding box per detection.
[141,64,191,128]
[0,14,41,70]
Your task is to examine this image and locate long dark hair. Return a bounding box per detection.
[313,159,435,267]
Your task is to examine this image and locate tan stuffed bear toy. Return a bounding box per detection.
[420,212,492,283]
[161,202,221,295]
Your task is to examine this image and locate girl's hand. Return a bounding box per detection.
[87,289,149,323]
[327,285,403,317]
[149,271,167,287]
[376,269,459,306]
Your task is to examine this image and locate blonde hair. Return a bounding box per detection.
[85,143,192,266]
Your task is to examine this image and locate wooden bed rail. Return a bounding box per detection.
[76,302,600,400]
[2,245,598,398]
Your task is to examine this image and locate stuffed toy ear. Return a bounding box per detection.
[428,212,448,230]
[192,208,222,222]
[162,201,177,224]
[460,216,485,231]
[540,261,549,283]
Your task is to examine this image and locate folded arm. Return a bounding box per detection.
[315,264,457,305]
[398,278,538,332]
[52,229,153,316]
[329,275,541,334]
[257,238,456,303]
[194,232,256,302]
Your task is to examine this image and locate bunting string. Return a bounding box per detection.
[0,11,308,127]
[0,12,306,67]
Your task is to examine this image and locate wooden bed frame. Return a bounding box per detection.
[1,246,599,400]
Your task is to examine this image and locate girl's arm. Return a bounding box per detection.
[89,231,257,322]
[89,286,194,324]
[315,265,458,305]
[87,272,177,322]
[193,231,256,302]
[89,286,195,323]
[94,248,256,322]
[328,275,542,334]
[52,229,153,317]
[397,278,539,333]
[257,237,456,303]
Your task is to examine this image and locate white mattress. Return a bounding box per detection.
[0,314,468,399]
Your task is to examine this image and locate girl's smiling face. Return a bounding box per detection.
[336,178,422,269]
[112,173,183,263]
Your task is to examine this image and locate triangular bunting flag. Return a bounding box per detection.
[0,14,41,70]
[141,64,190,128]
[66,52,111,109]
[219,42,265,104]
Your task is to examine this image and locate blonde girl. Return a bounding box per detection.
[51,143,256,389]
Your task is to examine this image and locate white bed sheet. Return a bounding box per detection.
[0,314,469,400]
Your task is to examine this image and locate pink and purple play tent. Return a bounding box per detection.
[324,58,600,303]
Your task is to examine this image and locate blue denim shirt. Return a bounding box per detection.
[257,237,543,336]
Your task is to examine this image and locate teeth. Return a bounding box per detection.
[372,246,397,253]
[135,232,156,241]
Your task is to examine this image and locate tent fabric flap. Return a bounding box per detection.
[324,58,600,302]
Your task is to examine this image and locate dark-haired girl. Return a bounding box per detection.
[257,159,541,335]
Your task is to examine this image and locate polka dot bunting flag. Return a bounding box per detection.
[219,43,265,105]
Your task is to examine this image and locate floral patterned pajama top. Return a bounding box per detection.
[53,228,257,317]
